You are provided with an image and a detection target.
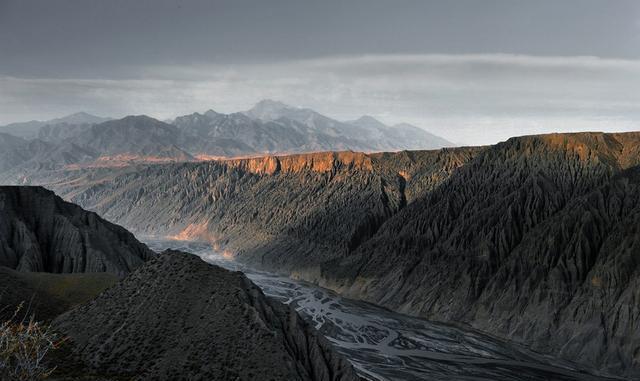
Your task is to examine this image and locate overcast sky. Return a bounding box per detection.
[1,0,639,144]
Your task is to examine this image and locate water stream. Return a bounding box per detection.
[145,239,621,381]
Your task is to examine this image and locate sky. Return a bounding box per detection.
[1,0,639,144]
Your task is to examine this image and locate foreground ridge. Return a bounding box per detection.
[53,250,361,381]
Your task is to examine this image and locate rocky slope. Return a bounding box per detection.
[0,186,153,275]
[40,131,640,377]
[52,250,360,381]
[324,132,640,376]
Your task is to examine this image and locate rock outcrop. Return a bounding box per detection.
[224,151,374,175]
[0,186,153,275]
[53,250,360,381]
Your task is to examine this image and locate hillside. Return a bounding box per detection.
[42,131,640,377]
[324,132,640,376]
[52,250,360,381]
[0,267,118,321]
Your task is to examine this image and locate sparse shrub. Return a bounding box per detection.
[0,303,63,381]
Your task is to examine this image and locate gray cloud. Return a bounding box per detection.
[2,0,639,78]
[1,54,639,144]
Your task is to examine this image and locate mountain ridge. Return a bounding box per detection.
[52,250,361,381]
[0,102,454,183]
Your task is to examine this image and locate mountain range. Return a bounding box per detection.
[36,131,640,378]
[0,100,453,183]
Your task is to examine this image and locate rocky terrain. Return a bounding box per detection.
[53,250,360,381]
[324,132,640,377]
[38,131,640,377]
[0,186,153,274]
[0,186,360,380]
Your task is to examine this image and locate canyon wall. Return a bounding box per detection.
[0,186,153,275]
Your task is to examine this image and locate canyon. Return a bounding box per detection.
[24,131,640,378]
[2,109,640,378]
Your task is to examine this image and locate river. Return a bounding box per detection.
[145,239,620,381]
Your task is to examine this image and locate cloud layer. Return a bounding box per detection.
[1,54,639,145]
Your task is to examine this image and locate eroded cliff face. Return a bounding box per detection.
[224,151,374,175]
[40,132,640,377]
[53,251,360,381]
[536,132,640,169]
[54,147,480,274]
[0,186,153,275]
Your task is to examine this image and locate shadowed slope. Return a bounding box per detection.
[323,132,640,376]
[0,186,153,275]
[0,267,118,322]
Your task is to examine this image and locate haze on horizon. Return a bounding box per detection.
[1,0,639,145]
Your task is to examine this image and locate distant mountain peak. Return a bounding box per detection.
[49,111,111,125]
[113,114,153,124]
[392,122,420,130]
[66,111,92,118]
[203,109,221,118]
[253,99,292,110]
[348,115,388,130]
[244,99,296,121]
